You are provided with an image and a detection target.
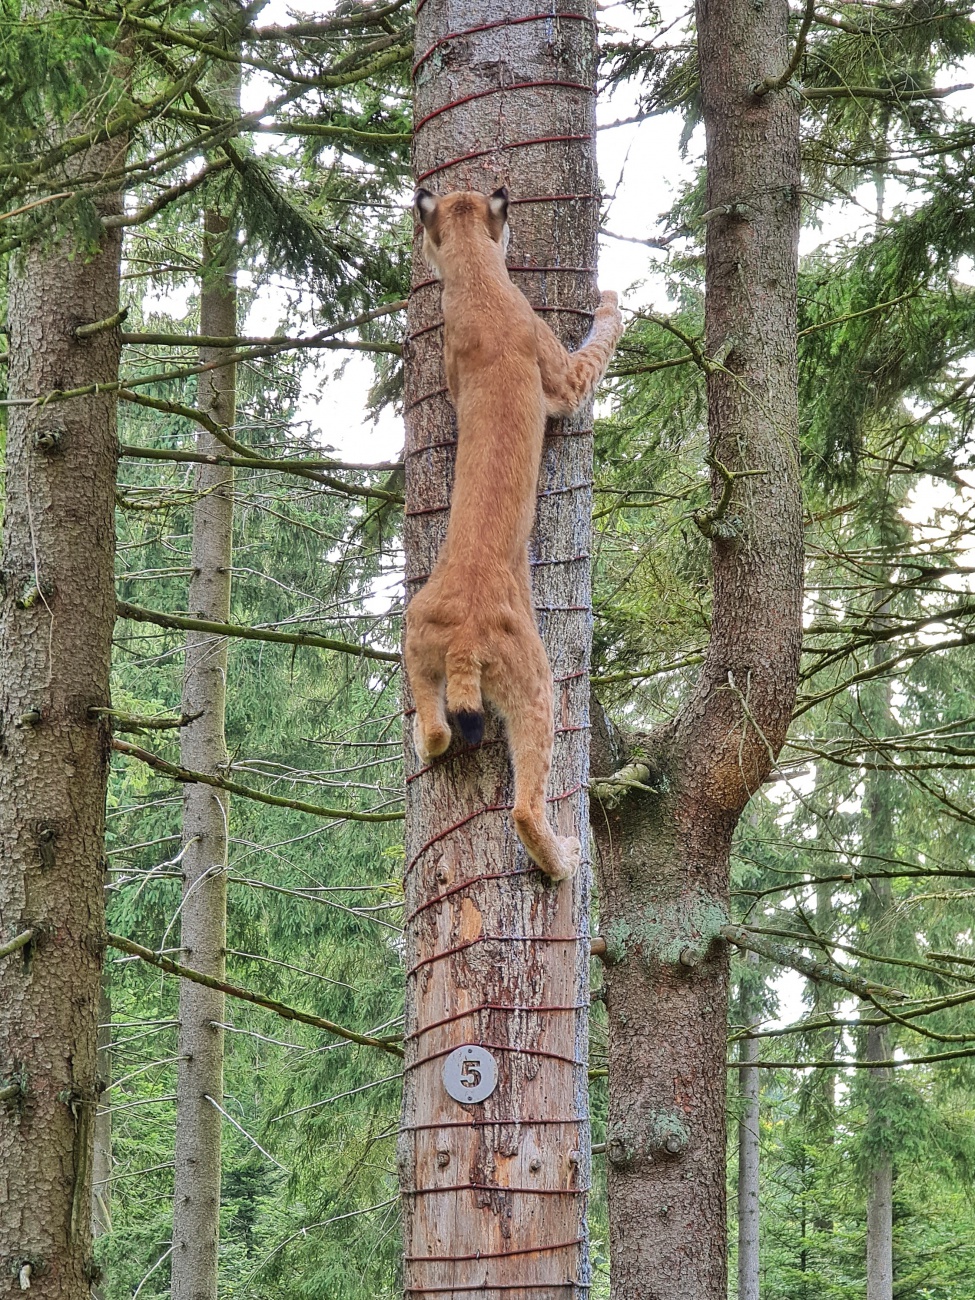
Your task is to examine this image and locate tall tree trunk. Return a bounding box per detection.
[171,92,238,1300]
[0,138,123,1300]
[591,0,802,1295]
[400,3,599,1295]
[861,581,897,1300]
[865,1020,893,1300]
[92,981,114,1267]
[737,952,760,1300]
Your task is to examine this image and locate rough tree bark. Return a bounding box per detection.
[171,78,238,1300]
[590,0,802,1294]
[399,1,600,1295]
[0,141,123,1300]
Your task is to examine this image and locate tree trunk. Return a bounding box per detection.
[170,159,237,1300]
[861,572,898,1300]
[0,137,123,1300]
[862,664,895,1300]
[92,981,113,1264]
[737,952,760,1300]
[865,1022,893,1300]
[400,3,599,1295]
[591,0,802,1295]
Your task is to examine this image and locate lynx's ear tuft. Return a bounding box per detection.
[488,187,509,222]
[414,189,438,228]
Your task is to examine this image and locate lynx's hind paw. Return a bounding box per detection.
[545,836,581,883]
[414,716,451,763]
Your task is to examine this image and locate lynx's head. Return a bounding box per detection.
[413,187,510,278]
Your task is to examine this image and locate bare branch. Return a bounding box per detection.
[112,740,404,823]
[116,600,401,663]
[720,924,908,1001]
[107,934,404,1056]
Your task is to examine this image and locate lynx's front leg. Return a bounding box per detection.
[536,289,624,418]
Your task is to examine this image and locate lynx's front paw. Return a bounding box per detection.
[596,290,624,338]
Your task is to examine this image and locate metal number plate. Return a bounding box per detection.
[442,1044,498,1105]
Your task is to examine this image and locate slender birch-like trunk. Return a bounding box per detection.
[400,2,600,1294]
[171,73,238,1300]
[865,1020,893,1300]
[737,951,761,1300]
[862,576,897,1300]
[92,981,114,1259]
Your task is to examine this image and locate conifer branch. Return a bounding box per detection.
[742,922,975,987]
[752,0,815,96]
[117,392,404,502]
[590,654,705,685]
[608,352,696,378]
[720,924,908,1001]
[0,59,209,206]
[85,5,410,89]
[118,444,400,475]
[107,934,404,1057]
[75,308,129,340]
[89,706,194,733]
[121,329,402,353]
[797,292,913,337]
[247,0,411,38]
[728,1045,975,1069]
[736,866,975,904]
[796,632,975,714]
[0,300,406,410]
[0,930,35,962]
[801,82,973,103]
[102,159,232,229]
[0,192,73,222]
[804,599,975,653]
[249,121,411,145]
[112,740,405,823]
[116,600,401,663]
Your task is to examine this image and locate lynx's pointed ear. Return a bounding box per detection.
[415,189,438,229]
[488,187,509,222]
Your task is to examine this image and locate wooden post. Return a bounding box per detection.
[399,1,599,1296]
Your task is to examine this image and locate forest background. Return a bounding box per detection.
[3,0,975,1297]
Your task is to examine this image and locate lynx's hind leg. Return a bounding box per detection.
[486,635,579,882]
[404,606,452,762]
[409,665,452,763]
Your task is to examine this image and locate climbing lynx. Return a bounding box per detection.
[405,187,623,881]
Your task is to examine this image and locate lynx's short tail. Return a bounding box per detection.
[445,651,484,745]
